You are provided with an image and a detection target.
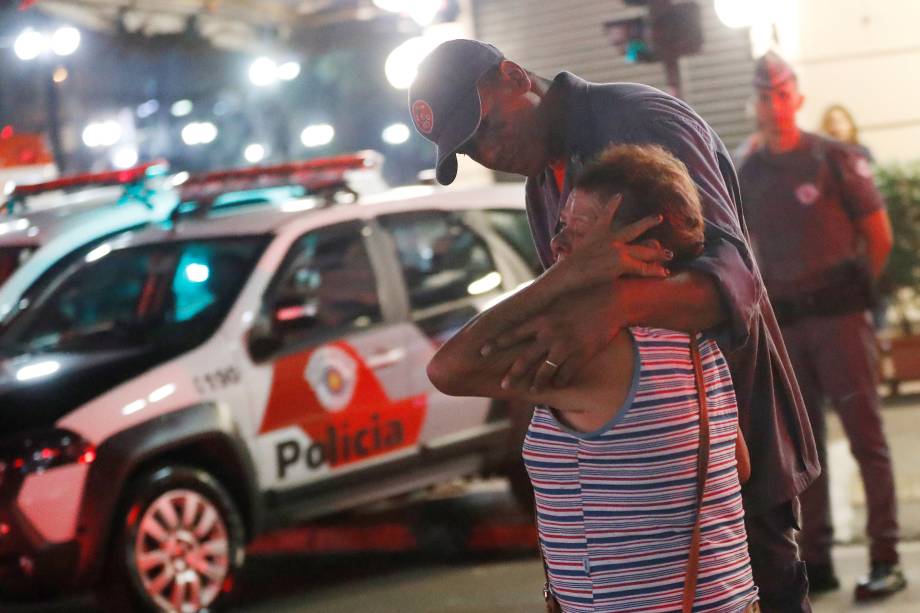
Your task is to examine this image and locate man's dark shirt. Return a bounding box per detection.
[739,132,884,300]
[524,72,820,513]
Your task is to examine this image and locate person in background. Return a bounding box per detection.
[739,51,904,601]
[428,143,759,612]
[409,38,817,612]
[820,104,874,161]
[819,104,891,329]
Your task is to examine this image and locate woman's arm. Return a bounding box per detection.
[426,267,561,401]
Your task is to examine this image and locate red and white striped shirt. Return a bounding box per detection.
[524,327,757,612]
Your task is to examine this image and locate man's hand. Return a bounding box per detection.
[493,282,625,393]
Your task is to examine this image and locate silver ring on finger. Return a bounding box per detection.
[544,359,559,369]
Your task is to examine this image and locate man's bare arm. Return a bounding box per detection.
[855,209,893,279]
[493,270,726,391]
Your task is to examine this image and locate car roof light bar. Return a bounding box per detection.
[178,151,381,205]
[6,161,168,213]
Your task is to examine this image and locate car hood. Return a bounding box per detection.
[0,346,170,434]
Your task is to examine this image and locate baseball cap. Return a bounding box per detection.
[408,39,504,185]
[753,51,797,89]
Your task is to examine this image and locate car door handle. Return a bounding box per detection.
[366,348,406,370]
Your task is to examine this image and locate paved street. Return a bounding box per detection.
[9,391,920,612]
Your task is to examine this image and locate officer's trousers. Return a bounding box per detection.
[779,311,899,565]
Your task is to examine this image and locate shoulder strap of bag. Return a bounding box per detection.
[683,335,711,613]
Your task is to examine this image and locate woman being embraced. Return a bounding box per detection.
[428,144,758,612]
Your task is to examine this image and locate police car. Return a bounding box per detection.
[0,162,538,611]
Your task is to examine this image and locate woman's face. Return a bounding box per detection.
[550,189,610,262]
[825,108,854,142]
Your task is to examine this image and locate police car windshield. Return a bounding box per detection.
[1,237,267,354]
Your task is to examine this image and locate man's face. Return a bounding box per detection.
[457,76,550,177]
[755,79,803,136]
[549,189,610,262]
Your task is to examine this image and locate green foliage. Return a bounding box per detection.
[876,163,920,293]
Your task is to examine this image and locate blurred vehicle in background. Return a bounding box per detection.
[0,153,384,330]
[0,163,179,326]
[0,157,538,611]
[0,132,57,200]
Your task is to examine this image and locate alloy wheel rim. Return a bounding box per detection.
[134,488,230,612]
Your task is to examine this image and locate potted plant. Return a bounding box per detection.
[875,162,920,393]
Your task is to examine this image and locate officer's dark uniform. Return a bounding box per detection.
[739,55,902,598]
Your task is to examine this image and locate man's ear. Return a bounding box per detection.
[498,60,531,94]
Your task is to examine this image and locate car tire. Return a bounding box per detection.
[100,465,246,613]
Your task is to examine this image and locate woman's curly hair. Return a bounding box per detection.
[574,143,705,263]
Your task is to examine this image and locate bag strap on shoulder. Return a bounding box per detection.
[683,335,712,613]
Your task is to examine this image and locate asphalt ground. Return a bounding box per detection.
[7,391,920,612]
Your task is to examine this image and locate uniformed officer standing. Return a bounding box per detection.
[739,52,905,601]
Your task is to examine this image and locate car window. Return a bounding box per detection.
[263,223,382,346]
[2,238,266,353]
[378,211,502,313]
[483,209,542,275]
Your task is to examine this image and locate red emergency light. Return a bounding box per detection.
[178,151,381,203]
[11,161,166,198]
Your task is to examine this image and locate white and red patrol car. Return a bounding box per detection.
[0,159,538,611]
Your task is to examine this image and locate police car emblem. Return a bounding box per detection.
[412,100,434,135]
[795,183,820,206]
[305,346,357,412]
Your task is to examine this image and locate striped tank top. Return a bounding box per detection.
[524,327,757,612]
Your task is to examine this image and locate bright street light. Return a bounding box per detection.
[249,57,278,87]
[714,0,767,28]
[373,0,441,26]
[278,61,301,81]
[385,36,442,89]
[137,99,159,119]
[111,146,139,169]
[301,124,334,148]
[181,122,218,146]
[14,29,47,61]
[82,120,122,148]
[50,26,81,56]
[244,143,266,163]
[382,123,411,145]
[170,99,193,117]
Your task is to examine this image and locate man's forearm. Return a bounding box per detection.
[614,271,726,333]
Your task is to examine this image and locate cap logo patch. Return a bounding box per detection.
[412,100,434,135]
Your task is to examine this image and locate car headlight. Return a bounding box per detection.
[0,428,95,487]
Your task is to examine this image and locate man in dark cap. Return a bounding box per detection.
[739,51,904,601]
[410,38,818,612]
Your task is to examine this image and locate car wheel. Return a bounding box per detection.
[103,465,246,612]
